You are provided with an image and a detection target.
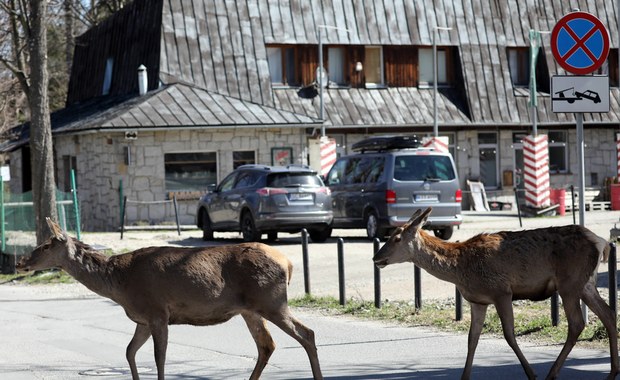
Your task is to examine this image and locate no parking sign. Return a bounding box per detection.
[551,11,610,75]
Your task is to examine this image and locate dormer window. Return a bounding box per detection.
[418,47,448,87]
[365,46,384,88]
[508,48,529,87]
[102,57,113,95]
[267,46,298,87]
[328,47,346,86]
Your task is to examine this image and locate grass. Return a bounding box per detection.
[290,295,616,350]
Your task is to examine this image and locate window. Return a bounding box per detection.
[233,151,255,169]
[328,47,346,86]
[507,47,546,87]
[548,131,567,173]
[393,156,456,181]
[267,46,298,86]
[597,48,619,87]
[62,155,77,192]
[478,133,498,188]
[102,57,113,95]
[418,48,448,86]
[365,46,384,87]
[164,152,217,191]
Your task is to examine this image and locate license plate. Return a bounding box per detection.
[289,193,312,201]
[415,194,438,202]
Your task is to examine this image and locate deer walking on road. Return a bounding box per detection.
[17,219,323,380]
[373,207,618,380]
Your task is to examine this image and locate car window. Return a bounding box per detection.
[366,157,385,183]
[234,172,259,189]
[393,155,455,181]
[217,172,238,192]
[344,158,363,184]
[326,159,347,185]
[267,173,321,187]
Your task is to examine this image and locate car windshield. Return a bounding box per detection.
[267,173,321,187]
[393,155,456,181]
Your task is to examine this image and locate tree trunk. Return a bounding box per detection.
[28,0,57,244]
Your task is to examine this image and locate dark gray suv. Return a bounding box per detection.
[325,136,462,240]
[197,165,333,242]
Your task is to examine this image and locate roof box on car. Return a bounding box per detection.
[351,135,421,152]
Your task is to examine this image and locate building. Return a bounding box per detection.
[3,0,620,230]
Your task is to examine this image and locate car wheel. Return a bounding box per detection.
[365,211,384,240]
[309,228,332,243]
[433,226,454,240]
[201,211,214,241]
[241,212,261,242]
[267,232,278,242]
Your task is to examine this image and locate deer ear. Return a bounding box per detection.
[410,207,433,230]
[46,217,66,241]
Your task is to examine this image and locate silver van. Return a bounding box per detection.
[325,136,462,240]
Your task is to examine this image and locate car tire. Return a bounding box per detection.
[309,228,332,243]
[201,211,214,241]
[267,232,278,242]
[365,211,385,241]
[433,226,454,240]
[241,212,261,242]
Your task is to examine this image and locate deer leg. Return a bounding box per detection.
[126,324,151,380]
[494,296,536,379]
[462,302,488,380]
[242,311,276,380]
[546,294,584,380]
[581,281,619,379]
[266,307,323,380]
[149,319,169,380]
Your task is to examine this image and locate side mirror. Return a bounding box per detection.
[207,184,217,193]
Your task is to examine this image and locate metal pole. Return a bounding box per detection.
[70,169,81,240]
[414,265,422,309]
[514,187,523,227]
[373,238,381,308]
[120,196,127,240]
[172,195,181,236]
[302,229,311,295]
[337,238,345,306]
[1,176,5,252]
[609,243,617,318]
[433,28,438,137]
[551,292,560,326]
[318,28,325,136]
[571,185,576,224]
[455,287,463,321]
[576,112,588,323]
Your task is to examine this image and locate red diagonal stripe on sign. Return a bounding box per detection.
[561,23,599,63]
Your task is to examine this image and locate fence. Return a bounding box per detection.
[0,169,81,271]
[120,196,181,239]
[298,230,619,325]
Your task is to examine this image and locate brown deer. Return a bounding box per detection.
[16,218,323,380]
[373,207,618,380]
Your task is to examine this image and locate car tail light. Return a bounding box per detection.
[386,189,397,204]
[316,187,331,195]
[455,189,462,203]
[256,188,287,196]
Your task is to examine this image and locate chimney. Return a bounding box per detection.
[138,65,147,95]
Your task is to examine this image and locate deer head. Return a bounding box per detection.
[16,218,75,273]
[373,207,433,268]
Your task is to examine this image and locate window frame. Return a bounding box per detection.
[266,45,300,87]
[164,152,218,192]
[364,46,385,88]
[417,47,450,87]
[548,130,568,174]
[327,46,348,87]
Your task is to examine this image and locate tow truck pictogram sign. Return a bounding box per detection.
[551,75,609,113]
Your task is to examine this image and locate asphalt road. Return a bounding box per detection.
[0,284,616,380]
[2,209,620,379]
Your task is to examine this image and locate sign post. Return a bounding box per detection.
[551,10,610,323]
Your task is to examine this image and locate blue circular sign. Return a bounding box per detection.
[551,11,610,75]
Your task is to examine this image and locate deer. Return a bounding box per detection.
[16,218,323,380]
[373,207,618,380]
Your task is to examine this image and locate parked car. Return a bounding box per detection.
[324,135,462,240]
[197,164,333,242]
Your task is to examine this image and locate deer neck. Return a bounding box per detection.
[60,240,117,299]
[410,231,460,283]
